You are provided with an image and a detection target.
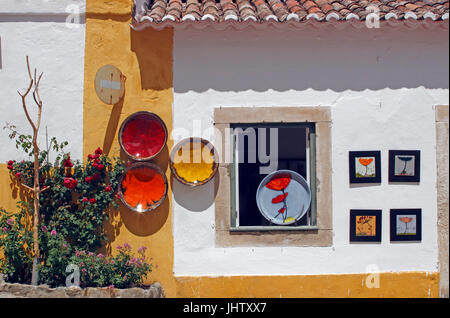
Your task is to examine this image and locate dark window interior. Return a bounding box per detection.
[232,124,312,227]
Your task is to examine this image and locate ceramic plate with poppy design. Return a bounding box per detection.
[256,170,311,225]
[349,151,381,184]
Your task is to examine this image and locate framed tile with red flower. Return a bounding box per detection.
[349,151,381,184]
[350,209,382,242]
[390,209,422,242]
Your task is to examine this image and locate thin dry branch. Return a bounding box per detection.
[17,57,37,132]
[19,183,34,192]
[32,70,44,108]
[40,186,51,194]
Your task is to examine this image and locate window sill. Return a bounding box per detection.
[230,225,319,232]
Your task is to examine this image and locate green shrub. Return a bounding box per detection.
[71,244,152,289]
[0,206,33,284]
[0,129,151,288]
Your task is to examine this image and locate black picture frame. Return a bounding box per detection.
[388,150,420,183]
[349,209,382,242]
[390,209,422,242]
[349,151,381,184]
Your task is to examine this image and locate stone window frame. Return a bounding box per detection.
[214,107,333,247]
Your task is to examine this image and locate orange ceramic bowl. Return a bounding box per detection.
[117,162,168,212]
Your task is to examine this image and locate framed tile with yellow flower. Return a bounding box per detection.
[350,209,382,242]
[349,151,381,184]
[390,209,422,242]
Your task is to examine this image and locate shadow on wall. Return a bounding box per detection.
[8,174,31,207]
[103,198,170,252]
[171,172,220,212]
[130,28,173,91]
[102,99,124,157]
[173,26,449,93]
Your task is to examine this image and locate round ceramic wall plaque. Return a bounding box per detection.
[117,162,168,213]
[169,137,218,187]
[118,111,168,161]
[94,64,126,105]
[256,170,311,225]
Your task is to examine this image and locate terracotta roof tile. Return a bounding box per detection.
[132,0,449,26]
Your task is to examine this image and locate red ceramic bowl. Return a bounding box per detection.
[118,111,167,161]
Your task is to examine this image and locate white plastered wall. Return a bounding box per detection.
[172,24,449,276]
[0,0,86,161]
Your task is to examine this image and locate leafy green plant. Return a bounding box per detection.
[71,244,152,289]
[0,205,33,284]
[0,126,140,287]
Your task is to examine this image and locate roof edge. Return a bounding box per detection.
[130,18,449,32]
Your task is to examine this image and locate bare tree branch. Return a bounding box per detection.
[17,55,44,286]
[40,186,51,194]
[35,72,44,107]
[17,57,37,132]
[19,183,34,192]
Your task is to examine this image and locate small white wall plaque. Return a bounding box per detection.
[94,64,126,105]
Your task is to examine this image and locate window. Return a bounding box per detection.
[230,123,317,230]
[214,107,332,247]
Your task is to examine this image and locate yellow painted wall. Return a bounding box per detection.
[175,272,439,298]
[83,0,176,296]
[0,165,23,213]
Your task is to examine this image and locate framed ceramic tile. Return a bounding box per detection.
[390,209,422,242]
[349,151,381,184]
[349,209,382,242]
[388,150,420,183]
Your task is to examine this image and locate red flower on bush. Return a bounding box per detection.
[105,186,112,192]
[63,177,78,189]
[15,172,22,178]
[89,198,96,204]
[82,197,88,203]
[87,154,94,160]
[7,160,14,170]
[95,147,103,155]
[63,155,73,168]
[85,176,93,183]
[96,164,105,171]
